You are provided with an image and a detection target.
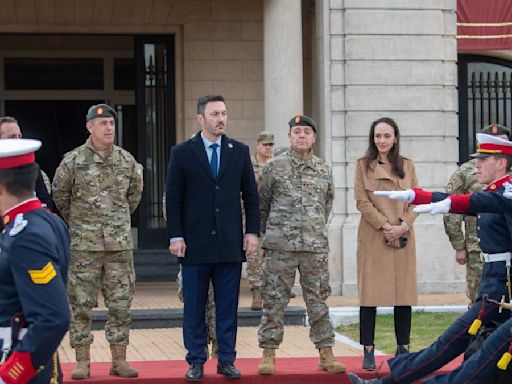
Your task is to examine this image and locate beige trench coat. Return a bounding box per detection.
[354,158,418,306]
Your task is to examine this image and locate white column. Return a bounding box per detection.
[264,0,303,147]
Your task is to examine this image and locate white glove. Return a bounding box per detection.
[374,189,415,202]
[413,198,451,214]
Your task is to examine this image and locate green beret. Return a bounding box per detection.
[288,115,317,132]
[257,131,274,144]
[480,123,510,138]
[86,104,117,121]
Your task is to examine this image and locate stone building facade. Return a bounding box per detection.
[0,0,470,294]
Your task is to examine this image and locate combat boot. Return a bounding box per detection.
[71,345,90,380]
[109,344,138,378]
[257,348,276,375]
[319,347,346,373]
[251,288,263,310]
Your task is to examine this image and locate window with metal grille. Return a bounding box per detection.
[458,55,512,163]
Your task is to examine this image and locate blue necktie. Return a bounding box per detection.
[209,143,219,178]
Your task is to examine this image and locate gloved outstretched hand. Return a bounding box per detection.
[413,198,451,214]
[374,189,415,202]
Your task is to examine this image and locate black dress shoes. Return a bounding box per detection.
[217,361,241,379]
[185,363,204,382]
[348,373,383,383]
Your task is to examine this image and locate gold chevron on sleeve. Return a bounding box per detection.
[28,262,57,284]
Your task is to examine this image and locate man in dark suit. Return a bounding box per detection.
[166,95,259,381]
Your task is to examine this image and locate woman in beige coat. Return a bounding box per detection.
[354,117,418,370]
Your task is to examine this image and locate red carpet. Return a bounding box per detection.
[62,356,462,383]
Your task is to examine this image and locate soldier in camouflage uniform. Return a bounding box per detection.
[443,123,510,306]
[52,104,143,380]
[257,115,345,375]
[247,131,274,310]
[255,145,299,299]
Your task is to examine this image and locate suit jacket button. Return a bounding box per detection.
[215,185,220,190]
[211,230,217,235]
[216,208,220,213]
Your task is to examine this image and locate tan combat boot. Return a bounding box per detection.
[319,347,346,373]
[251,288,263,310]
[257,348,276,375]
[109,344,138,378]
[71,345,90,380]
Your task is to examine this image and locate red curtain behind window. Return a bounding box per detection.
[457,0,512,51]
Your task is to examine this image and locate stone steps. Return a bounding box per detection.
[134,249,179,282]
[90,306,306,329]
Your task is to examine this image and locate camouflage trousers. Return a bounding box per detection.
[246,244,264,290]
[258,250,334,349]
[177,266,216,341]
[68,250,135,347]
[467,250,484,305]
[320,254,331,301]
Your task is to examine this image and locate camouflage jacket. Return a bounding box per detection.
[259,149,334,253]
[443,159,482,252]
[52,137,143,251]
[251,153,266,182]
[242,154,268,230]
[41,170,51,193]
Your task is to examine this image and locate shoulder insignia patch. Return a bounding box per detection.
[28,262,57,284]
[503,182,512,199]
[9,214,27,236]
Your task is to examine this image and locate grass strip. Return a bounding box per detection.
[336,311,462,354]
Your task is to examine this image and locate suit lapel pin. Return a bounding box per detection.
[228,143,233,148]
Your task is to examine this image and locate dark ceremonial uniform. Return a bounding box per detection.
[0,199,70,384]
[0,172,55,233]
[383,177,512,383]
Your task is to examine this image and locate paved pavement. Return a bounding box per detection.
[59,281,468,363]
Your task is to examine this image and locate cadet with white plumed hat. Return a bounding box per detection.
[0,139,71,384]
